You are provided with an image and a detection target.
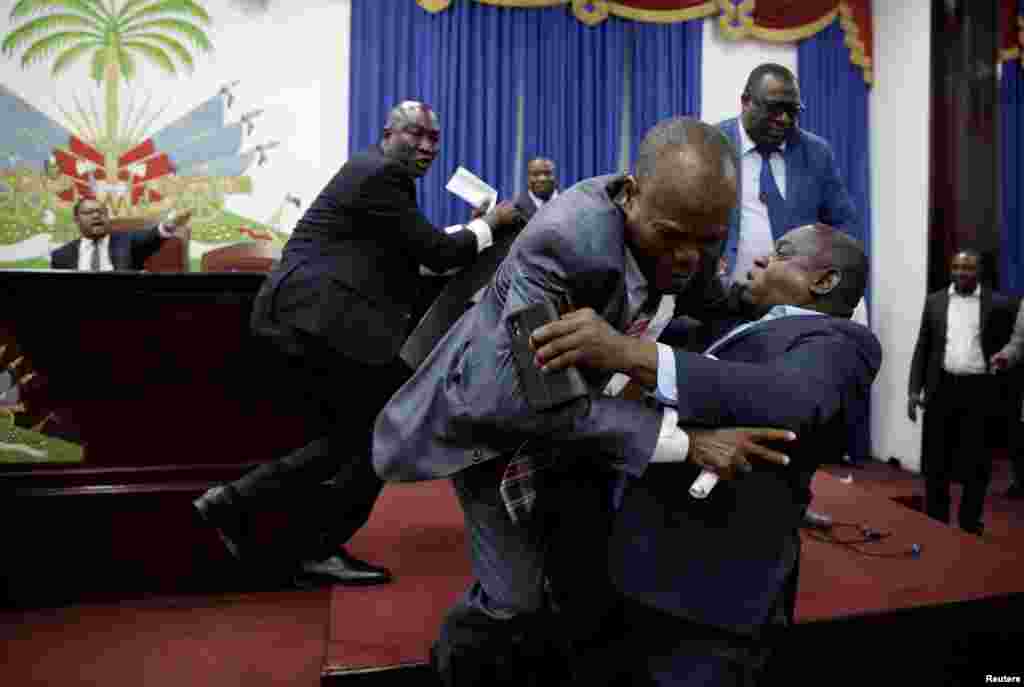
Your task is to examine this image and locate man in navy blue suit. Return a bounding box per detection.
[717,64,856,286]
[531,223,880,686]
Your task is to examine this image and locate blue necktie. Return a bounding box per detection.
[757,145,785,239]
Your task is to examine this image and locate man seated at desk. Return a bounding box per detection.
[50,199,191,271]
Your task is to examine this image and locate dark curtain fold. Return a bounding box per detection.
[348,0,521,228]
[521,8,629,189]
[797,18,872,461]
[1001,28,1023,294]
[629,18,703,166]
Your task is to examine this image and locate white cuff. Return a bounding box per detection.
[465,218,494,252]
[650,408,689,463]
[655,342,677,404]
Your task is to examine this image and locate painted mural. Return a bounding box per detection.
[0,0,294,272]
[0,0,342,463]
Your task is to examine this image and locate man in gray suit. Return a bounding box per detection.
[374,117,792,685]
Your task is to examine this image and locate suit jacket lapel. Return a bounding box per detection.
[981,286,993,334]
[936,290,950,343]
[71,239,82,267]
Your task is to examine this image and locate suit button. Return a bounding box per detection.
[471,449,483,462]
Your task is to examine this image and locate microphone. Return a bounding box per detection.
[759,192,768,204]
[689,469,719,499]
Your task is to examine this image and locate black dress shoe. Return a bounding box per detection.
[193,485,248,559]
[293,549,392,588]
[961,522,985,537]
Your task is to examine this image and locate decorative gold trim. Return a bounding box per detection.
[476,0,566,7]
[716,0,756,40]
[839,1,873,84]
[416,0,454,12]
[572,0,609,25]
[608,1,718,24]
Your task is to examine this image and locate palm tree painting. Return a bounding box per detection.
[2,0,213,176]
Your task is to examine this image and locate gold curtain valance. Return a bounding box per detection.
[416,0,873,84]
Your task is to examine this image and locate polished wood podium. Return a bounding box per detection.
[0,270,313,604]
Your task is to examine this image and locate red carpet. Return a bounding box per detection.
[323,481,470,677]
[4,462,1023,686]
[0,589,331,686]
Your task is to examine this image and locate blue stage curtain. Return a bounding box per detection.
[629,19,703,166]
[798,19,872,462]
[797,19,871,258]
[349,0,523,227]
[521,8,629,188]
[1001,43,1024,294]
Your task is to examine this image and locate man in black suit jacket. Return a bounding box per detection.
[908,250,1017,535]
[531,224,880,685]
[193,100,521,586]
[512,156,558,222]
[50,198,189,271]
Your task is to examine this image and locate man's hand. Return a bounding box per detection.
[687,427,794,481]
[483,200,522,233]
[530,307,658,386]
[991,351,1011,372]
[907,393,925,422]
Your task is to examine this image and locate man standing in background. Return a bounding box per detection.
[909,250,1017,535]
[716,63,856,287]
[513,156,558,222]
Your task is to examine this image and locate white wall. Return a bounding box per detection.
[870,3,931,472]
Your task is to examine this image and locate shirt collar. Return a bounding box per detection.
[948,283,980,298]
[738,118,787,156]
[528,189,557,209]
[623,244,648,313]
[760,304,821,322]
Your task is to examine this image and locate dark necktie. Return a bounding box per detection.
[90,239,102,271]
[757,145,785,239]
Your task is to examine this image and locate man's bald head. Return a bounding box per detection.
[619,117,736,294]
[634,117,738,229]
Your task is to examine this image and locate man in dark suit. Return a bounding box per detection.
[374,117,792,685]
[908,250,1017,535]
[192,100,521,587]
[50,198,190,270]
[717,63,856,285]
[530,223,880,685]
[512,156,558,222]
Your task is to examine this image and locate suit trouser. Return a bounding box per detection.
[230,335,411,563]
[922,372,995,530]
[434,460,624,685]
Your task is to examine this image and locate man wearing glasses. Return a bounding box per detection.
[717,63,856,288]
[50,198,191,271]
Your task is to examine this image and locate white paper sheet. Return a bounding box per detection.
[446,166,498,212]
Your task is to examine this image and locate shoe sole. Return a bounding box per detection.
[292,573,393,590]
[193,498,243,560]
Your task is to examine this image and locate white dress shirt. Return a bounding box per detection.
[76,222,177,271]
[77,234,113,271]
[943,283,987,375]
[729,122,787,286]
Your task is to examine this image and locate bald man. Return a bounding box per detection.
[193,101,521,587]
[374,117,791,685]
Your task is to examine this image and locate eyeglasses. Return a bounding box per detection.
[748,95,805,120]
